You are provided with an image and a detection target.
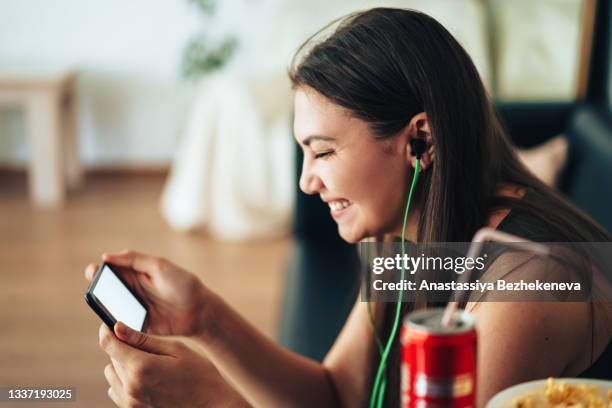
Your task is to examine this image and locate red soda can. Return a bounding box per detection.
[401,308,477,408]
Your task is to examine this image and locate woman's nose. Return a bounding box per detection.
[299,160,323,195]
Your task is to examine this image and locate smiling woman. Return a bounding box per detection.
[83,7,612,408]
[287,7,612,407]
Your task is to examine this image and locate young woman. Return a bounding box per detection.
[86,8,612,407]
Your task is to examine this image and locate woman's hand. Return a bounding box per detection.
[99,322,250,408]
[85,250,212,337]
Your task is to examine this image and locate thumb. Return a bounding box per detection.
[114,321,174,355]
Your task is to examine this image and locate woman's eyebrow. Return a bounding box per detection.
[302,135,336,146]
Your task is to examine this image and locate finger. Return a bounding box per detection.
[105,364,130,407]
[111,357,127,385]
[115,321,175,356]
[108,385,144,408]
[99,324,152,365]
[107,387,122,407]
[84,263,98,282]
[109,359,146,408]
[104,364,124,396]
[102,250,164,276]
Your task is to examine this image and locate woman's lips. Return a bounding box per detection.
[328,199,353,220]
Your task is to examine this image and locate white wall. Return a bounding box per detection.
[0,0,202,166]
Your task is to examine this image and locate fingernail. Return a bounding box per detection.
[115,321,130,337]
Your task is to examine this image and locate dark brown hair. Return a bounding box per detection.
[289,7,610,406]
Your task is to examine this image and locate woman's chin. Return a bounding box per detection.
[337,223,366,244]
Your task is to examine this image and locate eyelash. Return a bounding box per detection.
[315,151,334,159]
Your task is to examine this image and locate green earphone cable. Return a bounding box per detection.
[369,159,421,408]
[366,238,388,403]
[366,288,387,399]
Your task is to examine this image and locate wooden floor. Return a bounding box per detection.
[0,172,291,407]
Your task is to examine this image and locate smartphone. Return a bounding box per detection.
[85,263,148,332]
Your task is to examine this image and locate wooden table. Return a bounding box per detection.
[0,67,83,208]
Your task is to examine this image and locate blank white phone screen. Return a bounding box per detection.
[93,265,147,331]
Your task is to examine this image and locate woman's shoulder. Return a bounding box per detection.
[471,300,591,403]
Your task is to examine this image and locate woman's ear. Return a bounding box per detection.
[406,112,435,171]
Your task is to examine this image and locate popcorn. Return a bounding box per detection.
[508,378,612,408]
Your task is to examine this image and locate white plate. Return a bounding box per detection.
[487,378,612,408]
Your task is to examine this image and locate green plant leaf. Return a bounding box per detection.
[190,0,215,15]
[181,35,239,79]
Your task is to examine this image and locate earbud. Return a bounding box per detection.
[410,139,426,160]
